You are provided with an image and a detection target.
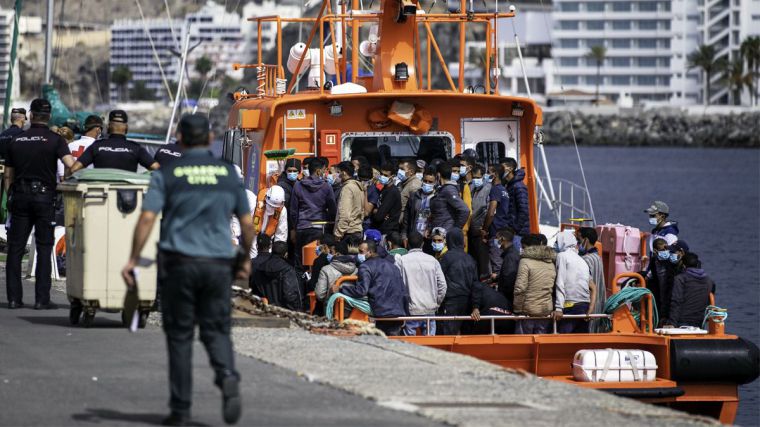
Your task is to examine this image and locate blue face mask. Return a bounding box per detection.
[484,174,493,183]
[316,246,322,257]
[472,178,483,189]
[378,175,390,185]
[657,250,670,261]
[326,253,334,262]
[422,183,434,194]
[415,172,423,180]
[649,217,658,226]
[450,172,460,182]
[303,170,310,177]
[287,172,299,182]
[432,242,445,252]
[493,238,501,248]
[357,253,366,264]
[669,253,680,264]
[397,169,407,182]
[326,174,335,185]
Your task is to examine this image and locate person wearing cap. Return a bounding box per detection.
[0,107,27,159]
[668,240,689,273]
[4,99,76,310]
[154,142,183,167]
[71,110,159,173]
[122,113,251,426]
[644,200,679,253]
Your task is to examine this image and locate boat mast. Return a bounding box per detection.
[2,0,22,129]
[44,0,53,83]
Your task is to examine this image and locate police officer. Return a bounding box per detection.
[0,108,27,159]
[153,142,182,167]
[121,113,251,426]
[4,99,76,309]
[70,110,158,173]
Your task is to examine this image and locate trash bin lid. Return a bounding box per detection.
[66,168,152,185]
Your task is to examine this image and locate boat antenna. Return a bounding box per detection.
[44,0,53,83]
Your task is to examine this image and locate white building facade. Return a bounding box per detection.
[550,0,701,105]
[0,7,21,112]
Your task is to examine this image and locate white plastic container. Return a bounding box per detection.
[572,349,658,382]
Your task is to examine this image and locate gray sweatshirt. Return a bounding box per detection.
[554,230,591,310]
[397,249,447,315]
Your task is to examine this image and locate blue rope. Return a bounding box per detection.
[602,287,659,332]
[702,305,727,329]
[325,293,372,320]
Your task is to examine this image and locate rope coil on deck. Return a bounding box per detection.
[702,305,728,329]
[603,287,659,332]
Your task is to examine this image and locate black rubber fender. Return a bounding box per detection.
[601,387,685,399]
[670,338,760,384]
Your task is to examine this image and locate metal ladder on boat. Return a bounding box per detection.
[282,112,318,157]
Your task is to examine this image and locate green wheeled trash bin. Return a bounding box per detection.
[58,169,160,328]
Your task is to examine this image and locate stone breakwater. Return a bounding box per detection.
[543,112,760,148]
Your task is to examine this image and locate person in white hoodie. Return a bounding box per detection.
[552,229,596,333]
[397,232,447,336]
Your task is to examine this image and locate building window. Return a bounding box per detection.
[560,2,581,11]
[586,2,606,12]
[611,57,631,67]
[639,1,658,11]
[560,39,580,48]
[662,21,671,30]
[560,21,580,30]
[638,76,656,85]
[638,57,657,67]
[612,76,630,85]
[612,2,632,11]
[660,58,671,67]
[638,20,658,30]
[613,21,631,30]
[587,39,605,48]
[638,39,657,48]
[561,75,579,85]
[586,21,605,30]
[586,75,602,85]
[559,57,579,66]
[661,39,671,48]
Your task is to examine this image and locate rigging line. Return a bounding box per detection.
[134,0,175,102]
[535,0,597,224]
[163,0,180,51]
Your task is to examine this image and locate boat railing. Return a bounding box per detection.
[373,314,612,336]
[236,4,516,98]
[537,177,595,227]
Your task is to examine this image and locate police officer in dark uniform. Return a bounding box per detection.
[121,113,252,426]
[0,108,27,160]
[70,110,159,173]
[153,142,182,167]
[4,99,75,309]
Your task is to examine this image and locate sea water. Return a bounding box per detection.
[544,145,760,425]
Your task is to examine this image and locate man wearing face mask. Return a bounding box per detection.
[646,238,676,324]
[334,161,365,244]
[429,161,470,234]
[397,160,421,222]
[668,240,689,273]
[402,167,436,249]
[468,164,492,278]
[482,164,510,275]
[370,162,402,236]
[289,158,336,267]
[438,228,479,335]
[277,158,301,213]
[576,227,607,332]
[644,200,679,255]
[502,157,530,252]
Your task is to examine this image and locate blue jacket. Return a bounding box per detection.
[341,255,409,317]
[430,183,470,231]
[289,175,337,230]
[652,221,679,241]
[506,169,530,236]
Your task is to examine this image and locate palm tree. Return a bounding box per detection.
[195,55,213,79]
[723,58,752,105]
[585,46,606,105]
[740,36,760,106]
[688,45,723,106]
[111,66,133,102]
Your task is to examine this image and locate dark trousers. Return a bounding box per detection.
[437,297,470,335]
[160,259,238,416]
[558,302,590,334]
[6,191,55,305]
[467,233,490,279]
[375,320,403,336]
[294,227,324,268]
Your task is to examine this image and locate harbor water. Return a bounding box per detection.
[544,145,760,426]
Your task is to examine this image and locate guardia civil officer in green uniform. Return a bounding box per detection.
[122,113,254,426]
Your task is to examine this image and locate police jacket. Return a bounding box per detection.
[0,125,23,159]
[340,256,409,318]
[430,183,470,231]
[77,134,154,172]
[5,123,70,187]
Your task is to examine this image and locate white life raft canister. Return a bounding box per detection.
[572,349,658,382]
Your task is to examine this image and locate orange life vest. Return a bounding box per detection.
[253,188,283,236]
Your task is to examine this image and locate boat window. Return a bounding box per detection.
[246,141,259,192]
[222,128,242,167]
[476,141,505,167]
[342,133,453,168]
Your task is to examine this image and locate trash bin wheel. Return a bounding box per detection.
[82,311,95,328]
[69,299,83,325]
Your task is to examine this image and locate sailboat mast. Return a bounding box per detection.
[2,0,22,129]
[44,0,53,83]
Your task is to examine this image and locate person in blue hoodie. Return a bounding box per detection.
[502,157,530,251]
[289,158,337,267]
[429,161,470,233]
[644,200,679,253]
[337,239,409,336]
[664,253,715,328]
